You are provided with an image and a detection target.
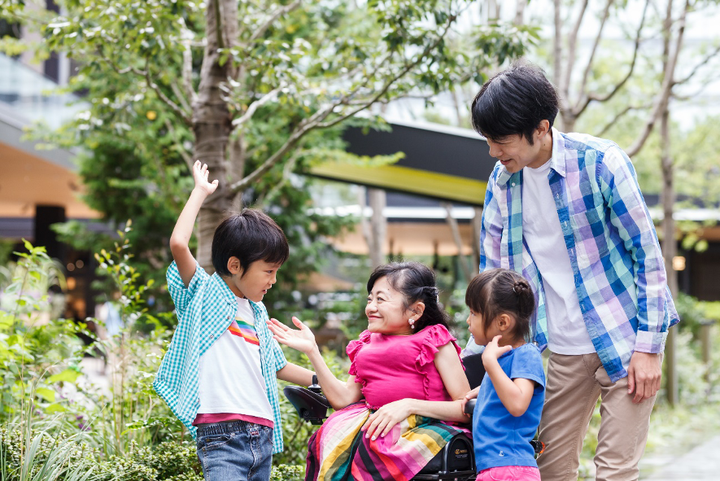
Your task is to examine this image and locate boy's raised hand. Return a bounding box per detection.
[268,317,318,355]
[192,160,219,196]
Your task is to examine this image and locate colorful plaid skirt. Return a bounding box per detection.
[306,402,469,481]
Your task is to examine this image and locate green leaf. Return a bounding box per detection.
[45,402,67,414]
[35,387,56,402]
[49,369,81,384]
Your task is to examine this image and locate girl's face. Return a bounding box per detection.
[466,309,501,346]
[365,276,415,336]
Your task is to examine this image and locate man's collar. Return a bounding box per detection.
[548,128,567,178]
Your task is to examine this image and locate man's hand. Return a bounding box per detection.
[627,351,662,404]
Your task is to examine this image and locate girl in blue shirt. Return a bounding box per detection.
[465,268,545,481]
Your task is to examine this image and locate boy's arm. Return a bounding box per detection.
[277,362,315,386]
[170,161,218,287]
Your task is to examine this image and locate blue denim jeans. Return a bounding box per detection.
[196,420,274,481]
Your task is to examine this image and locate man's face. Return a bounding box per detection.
[486,134,546,174]
[484,122,552,173]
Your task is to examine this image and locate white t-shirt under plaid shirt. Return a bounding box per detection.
[153,261,288,453]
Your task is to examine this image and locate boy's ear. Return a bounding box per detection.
[227,256,242,276]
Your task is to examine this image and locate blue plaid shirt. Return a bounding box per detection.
[468,130,679,382]
[153,261,288,452]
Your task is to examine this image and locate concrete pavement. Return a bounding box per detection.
[641,434,720,480]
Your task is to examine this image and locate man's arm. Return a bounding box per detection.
[599,147,667,402]
[479,168,505,271]
[169,161,218,287]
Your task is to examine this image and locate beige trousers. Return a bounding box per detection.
[536,352,658,481]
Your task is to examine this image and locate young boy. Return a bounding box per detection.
[154,161,314,481]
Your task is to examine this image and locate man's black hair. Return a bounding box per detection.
[211,209,289,277]
[471,62,559,144]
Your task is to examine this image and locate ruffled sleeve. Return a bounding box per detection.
[415,324,460,367]
[347,330,372,376]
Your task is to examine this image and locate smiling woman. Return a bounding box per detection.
[267,261,472,481]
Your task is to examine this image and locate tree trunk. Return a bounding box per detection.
[660,111,678,297]
[368,188,387,268]
[194,0,239,271]
[442,202,471,283]
[471,206,482,273]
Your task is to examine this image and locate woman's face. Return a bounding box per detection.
[365,276,414,335]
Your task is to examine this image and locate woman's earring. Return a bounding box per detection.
[408,318,415,329]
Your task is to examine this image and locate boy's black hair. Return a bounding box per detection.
[367,261,450,332]
[465,269,535,342]
[471,62,559,145]
[211,209,289,277]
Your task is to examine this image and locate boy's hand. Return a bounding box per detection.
[192,160,219,196]
[268,317,318,355]
[483,335,512,362]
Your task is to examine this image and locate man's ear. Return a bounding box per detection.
[535,119,550,139]
[227,256,242,276]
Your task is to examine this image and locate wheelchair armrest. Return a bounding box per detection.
[283,385,331,425]
[464,398,476,417]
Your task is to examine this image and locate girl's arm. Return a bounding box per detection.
[362,342,471,439]
[276,362,315,386]
[268,317,363,409]
[483,335,535,417]
[169,161,218,287]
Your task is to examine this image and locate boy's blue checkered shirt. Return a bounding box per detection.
[468,130,679,382]
[153,261,288,453]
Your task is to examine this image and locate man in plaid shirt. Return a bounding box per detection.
[466,63,679,481]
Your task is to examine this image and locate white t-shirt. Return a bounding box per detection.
[522,159,595,355]
[195,297,274,421]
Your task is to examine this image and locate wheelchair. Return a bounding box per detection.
[283,352,544,481]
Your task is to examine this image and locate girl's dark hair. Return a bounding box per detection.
[471,62,559,145]
[211,209,289,277]
[367,262,450,332]
[465,269,535,342]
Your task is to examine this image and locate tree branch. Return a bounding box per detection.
[562,0,589,98]
[575,0,648,116]
[673,43,720,86]
[231,86,283,127]
[249,0,302,42]
[577,0,614,100]
[596,103,652,137]
[144,58,193,124]
[626,0,688,158]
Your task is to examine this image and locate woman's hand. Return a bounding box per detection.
[192,160,219,196]
[268,317,318,355]
[361,399,414,440]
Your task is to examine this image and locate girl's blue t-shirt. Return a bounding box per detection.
[472,343,546,472]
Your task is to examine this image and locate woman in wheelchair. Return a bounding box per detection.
[268,262,472,481]
[464,269,545,481]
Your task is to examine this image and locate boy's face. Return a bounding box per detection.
[227,259,281,302]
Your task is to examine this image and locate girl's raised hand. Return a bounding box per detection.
[192,160,219,195]
[483,335,512,361]
[268,317,318,355]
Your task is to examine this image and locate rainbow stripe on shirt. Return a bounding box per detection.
[228,317,260,346]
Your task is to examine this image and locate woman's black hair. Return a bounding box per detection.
[367,261,450,332]
[471,62,559,145]
[211,208,289,277]
[465,269,535,342]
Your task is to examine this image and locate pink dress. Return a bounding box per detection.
[305,324,469,481]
